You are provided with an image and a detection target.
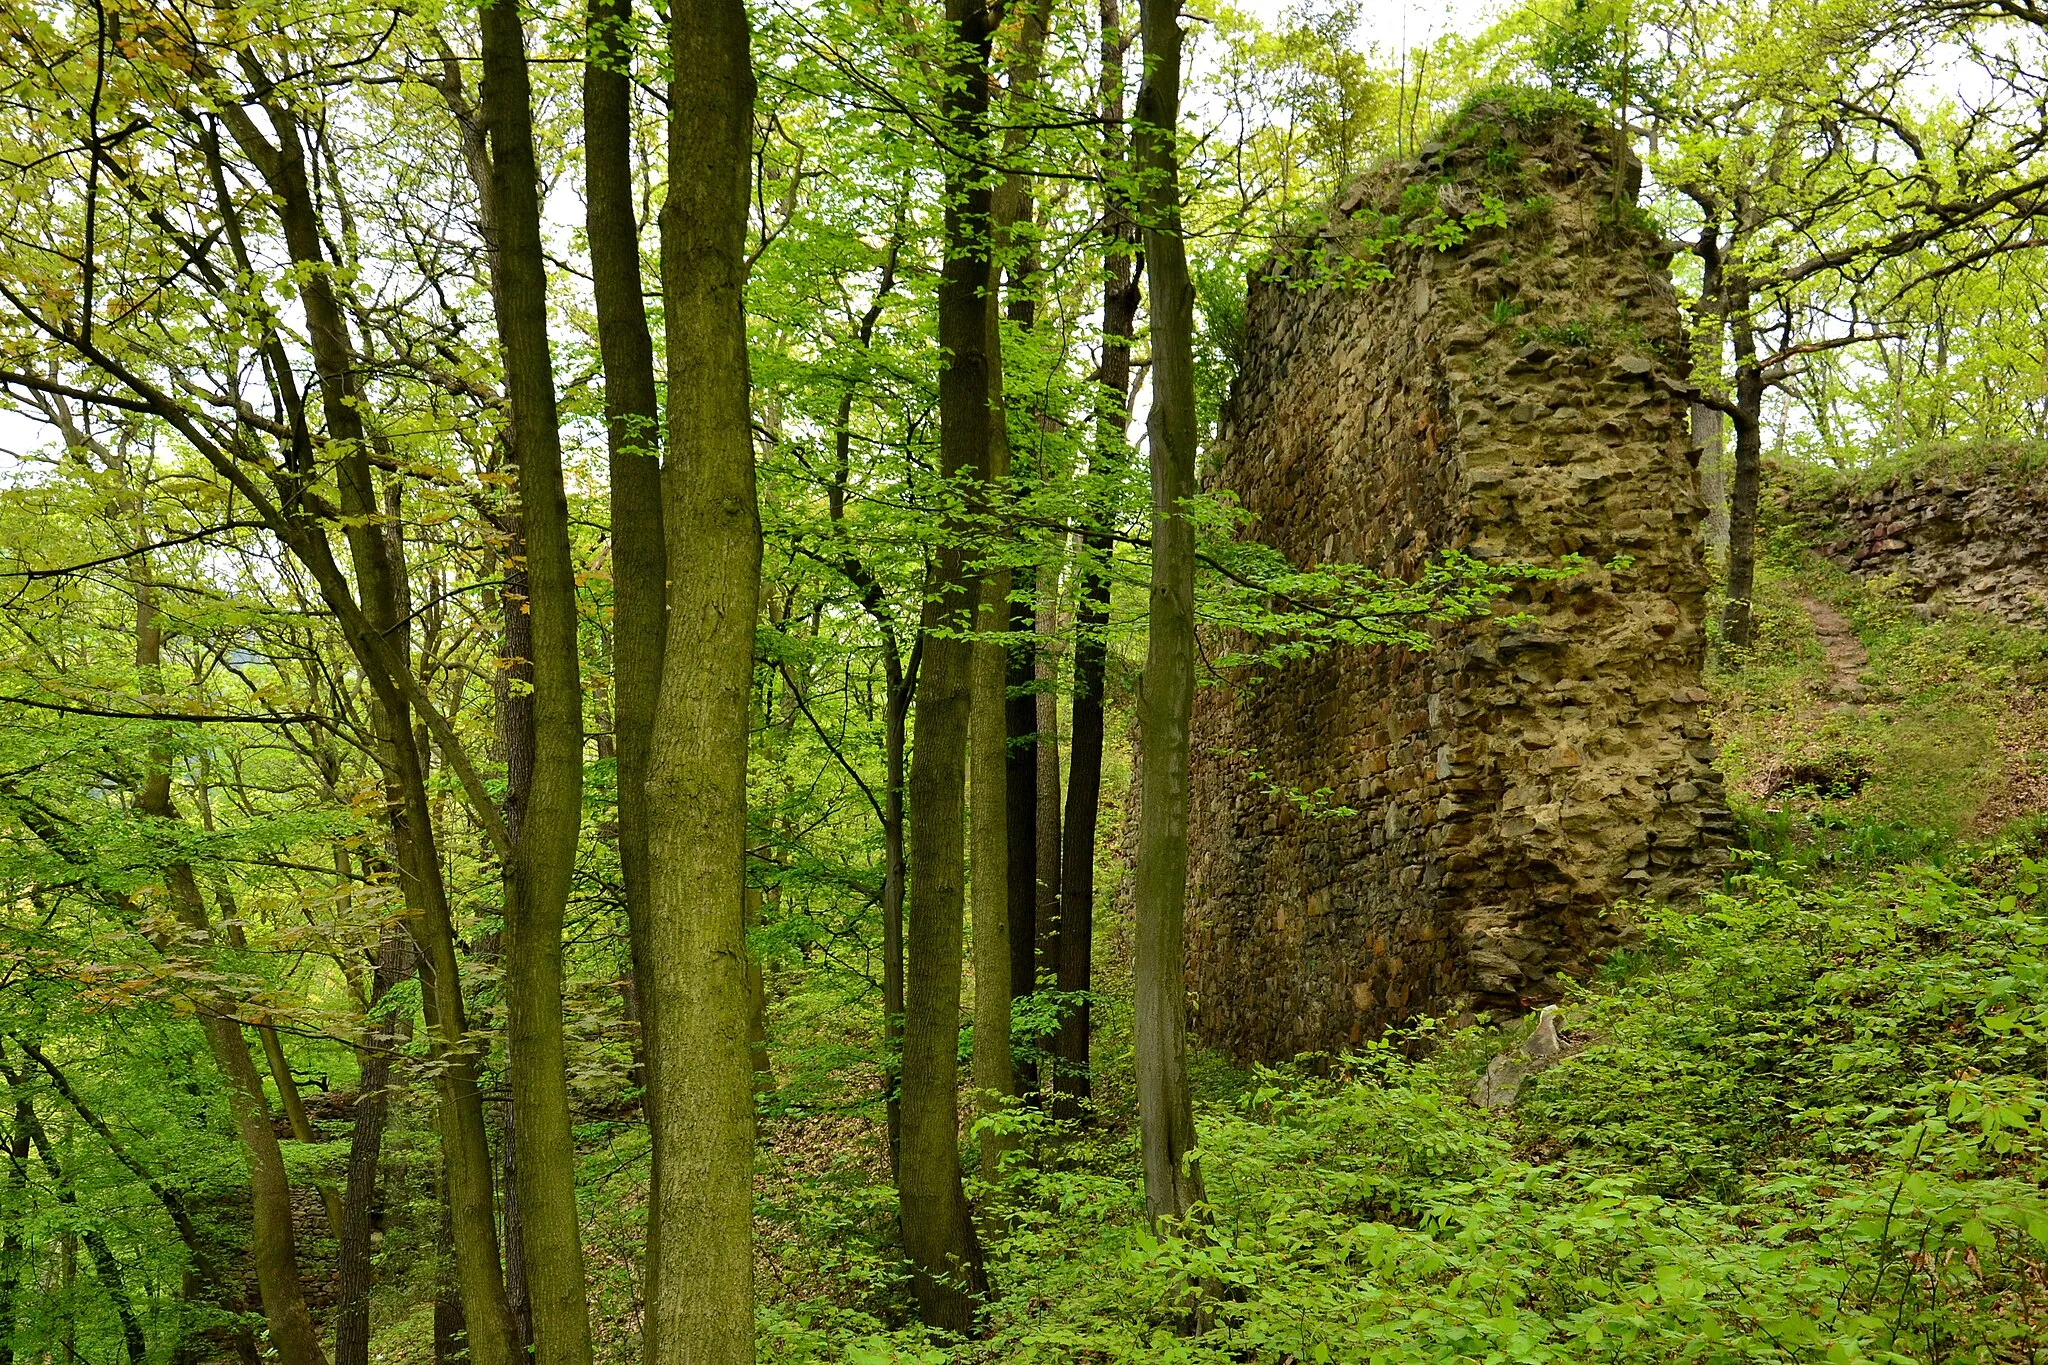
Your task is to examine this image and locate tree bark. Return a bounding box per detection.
[643,0,760,1360]
[899,0,1000,1328]
[476,0,594,1356]
[585,0,668,1152]
[882,651,911,1176]
[1131,0,1206,1226]
[1005,576,1039,1096]
[1721,274,1764,650]
[1692,402,1728,553]
[1054,0,1136,1128]
[168,869,330,1365]
[256,1018,344,1238]
[969,308,1016,1180]
[970,586,1016,1181]
[1032,574,1063,1074]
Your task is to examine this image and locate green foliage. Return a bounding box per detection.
[758,861,2048,1361]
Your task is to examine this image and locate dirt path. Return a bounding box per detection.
[1799,596,1868,705]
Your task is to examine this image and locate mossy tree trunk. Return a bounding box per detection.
[477,1,594,1357]
[643,0,761,1359]
[584,0,668,1145]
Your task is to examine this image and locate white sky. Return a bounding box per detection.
[1231,0,1506,46]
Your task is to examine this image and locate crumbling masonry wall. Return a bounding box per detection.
[1186,101,1732,1063]
[1789,453,2048,625]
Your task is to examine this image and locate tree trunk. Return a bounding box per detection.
[991,0,1056,1113]
[971,538,1016,1181]
[335,928,416,1365]
[1721,276,1764,650]
[1032,578,1063,1081]
[882,653,910,1176]
[898,0,1000,1328]
[256,1020,344,1238]
[433,1176,468,1365]
[642,1,760,1360]
[1054,0,1135,1128]
[969,279,1016,1177]
[1131,0,1206,1226]
[170,869,331,1365]
[1005,577,1039,1097]
[476,1,594,1357]
[1692,402,1728,554]
[585,0,668,1151]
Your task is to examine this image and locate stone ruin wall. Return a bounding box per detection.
[1186,102,1733,1063]
[1788,455,2048,625]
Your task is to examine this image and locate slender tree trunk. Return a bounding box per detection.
[1131,0,1206,1226]
[992,0,1052,1097]
[1054,0,1135,1128]
[1721,275,1764,650]
[882,656,910,1176]
[335,928,417,1365]
[256,1020,344,1238]
[1032,575,1063,1066]
[170,869,331,1365]
[477,1,593,1356]
[1692,402,1728,552]
[585,0,668,1153]
[1689,221,1728,556]
[969,284,1016,1178]
[970,518,1015,1182]
[1005,577,1039,1097]
[899,0,1000,1328]
[433,1176,468,1365]
[642,2,760,1360]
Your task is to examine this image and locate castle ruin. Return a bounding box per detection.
[1185,99,1733,1062]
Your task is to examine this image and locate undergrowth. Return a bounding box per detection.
[760,856,2048,1363]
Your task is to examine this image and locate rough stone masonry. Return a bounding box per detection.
[1186,97,1732,1063]
[1789,451,2048,625]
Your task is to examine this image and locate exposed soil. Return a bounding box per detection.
[1799,595,1869,706]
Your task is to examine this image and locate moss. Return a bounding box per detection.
[1442,84,1606,144]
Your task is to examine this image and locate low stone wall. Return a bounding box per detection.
[1185,98,1732,1063]
[1790,453,2048,624]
